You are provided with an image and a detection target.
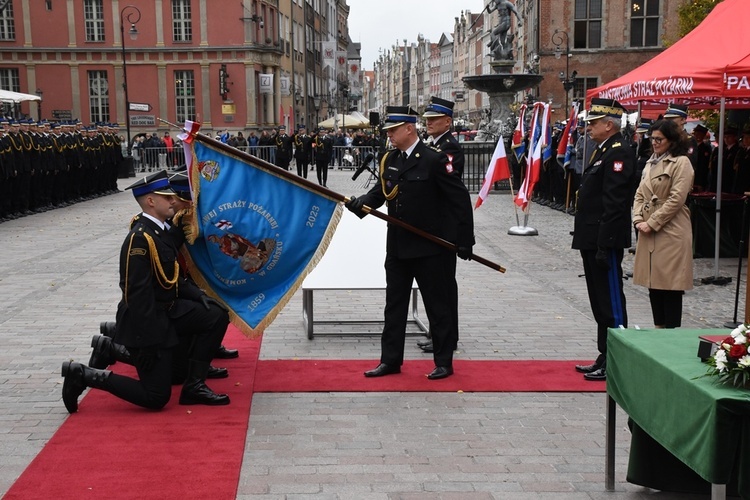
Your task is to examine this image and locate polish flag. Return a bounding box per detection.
[514,103,546,208]
[511,104,527,162]
[178,120,201,144]
[475,137,510,209]
[556,102,579,168]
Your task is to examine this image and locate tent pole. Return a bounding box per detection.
[713,98,726,279]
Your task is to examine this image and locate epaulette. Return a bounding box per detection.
[129,213,142,229]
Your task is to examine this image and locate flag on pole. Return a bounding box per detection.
[475,136,510,209]
[181,135,343,336]
[540,103,553,163]
[556,102,579,168]
[511,104,527,161]
[514,103,545,209]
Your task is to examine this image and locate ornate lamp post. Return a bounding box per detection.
[552,30,577,113]
[120,5,141,158]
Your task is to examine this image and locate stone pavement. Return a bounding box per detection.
[0,166,742,499]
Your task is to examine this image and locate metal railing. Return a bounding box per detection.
[131,141,510,194]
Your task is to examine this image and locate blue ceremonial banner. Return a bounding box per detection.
[183,138,342,336]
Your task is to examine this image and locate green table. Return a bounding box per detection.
[606,328,750,499]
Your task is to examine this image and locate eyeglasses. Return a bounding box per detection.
[651,137,666,144]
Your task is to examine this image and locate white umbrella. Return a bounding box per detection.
[317,113,370,130]
[0,89,42,103]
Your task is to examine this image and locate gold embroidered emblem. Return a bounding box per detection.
[129,248,147,256]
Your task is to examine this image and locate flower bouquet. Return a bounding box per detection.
[704,323,750,388]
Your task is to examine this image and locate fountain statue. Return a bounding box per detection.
[462,2,543,234]
[463,0,542,142]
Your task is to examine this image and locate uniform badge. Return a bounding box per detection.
[445,153,454,174]
[613,161,623,172]
[129,248,147,256]
[594,160,603,167]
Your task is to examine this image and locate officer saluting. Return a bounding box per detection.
[573,98,636,381]
[345,106,474,380]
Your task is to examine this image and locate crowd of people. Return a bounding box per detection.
[0,118,122,222]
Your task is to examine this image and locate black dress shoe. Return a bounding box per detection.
[364,363,400,377]
[416,338,432,348]
[583,367,606,381]
[207,365,229,379]
[426,366,453,380]
[419,342,434,353]
[574,363,600,374]
[214,345,239,359]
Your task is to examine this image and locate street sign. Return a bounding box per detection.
[129,102,151,112]
[130,115,155,126]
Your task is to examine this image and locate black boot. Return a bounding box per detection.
[179,360,230,406]
[214,345,239,359]
[61,361,111,414]
[89,334,132,369]
[99,321,117,338]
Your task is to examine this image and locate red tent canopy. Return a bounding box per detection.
[587,0,750,111]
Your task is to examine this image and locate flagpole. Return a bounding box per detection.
[161,119,506,273]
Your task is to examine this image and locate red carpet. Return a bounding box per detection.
[254,359,606,392]
[5,326,260,500]
[7,331,603,499]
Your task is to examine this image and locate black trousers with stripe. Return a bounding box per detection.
[580,248,627,368]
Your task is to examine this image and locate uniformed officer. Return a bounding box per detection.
[61,170,231,413]
[274,125,293,170]
[417,97,464,354]
[313,128,333,187]
[572,98,636,381]
[293,125,313,179]
[87,169,238,379]
[345,106,474,380]
[663,103,699,171]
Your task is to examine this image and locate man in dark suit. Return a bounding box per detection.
[313,128,333,187]
[61,171,231,413]
[293,125,313,179]
[274,125,293,170]
[345,106,474,380]
[416,97,464,354]
[572,98,636,381]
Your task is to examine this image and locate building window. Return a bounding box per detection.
[88,70,109,123]
[84,0,105,42]
[572,77,599,101]
[574,0,601,49]
[175,70,195,123]
[172,0,192,42]
[630,0,659,47]
[0,67,19,92]
[0,0,16,40]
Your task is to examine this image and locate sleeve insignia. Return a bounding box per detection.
[613,161,624,172]
[129,248,147,256]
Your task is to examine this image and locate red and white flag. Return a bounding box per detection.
[511,104,527,161]
[178,120,201,144]
[515,103,548,209]
[475,137,510,209]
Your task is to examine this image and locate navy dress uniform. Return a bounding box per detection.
[572,99,636,381]
[423,97,465,178]
[664,103,700,171]
[61,171,231,413]
[418,97,465,354]
[275,125,294,170]
[346,107,474,380]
